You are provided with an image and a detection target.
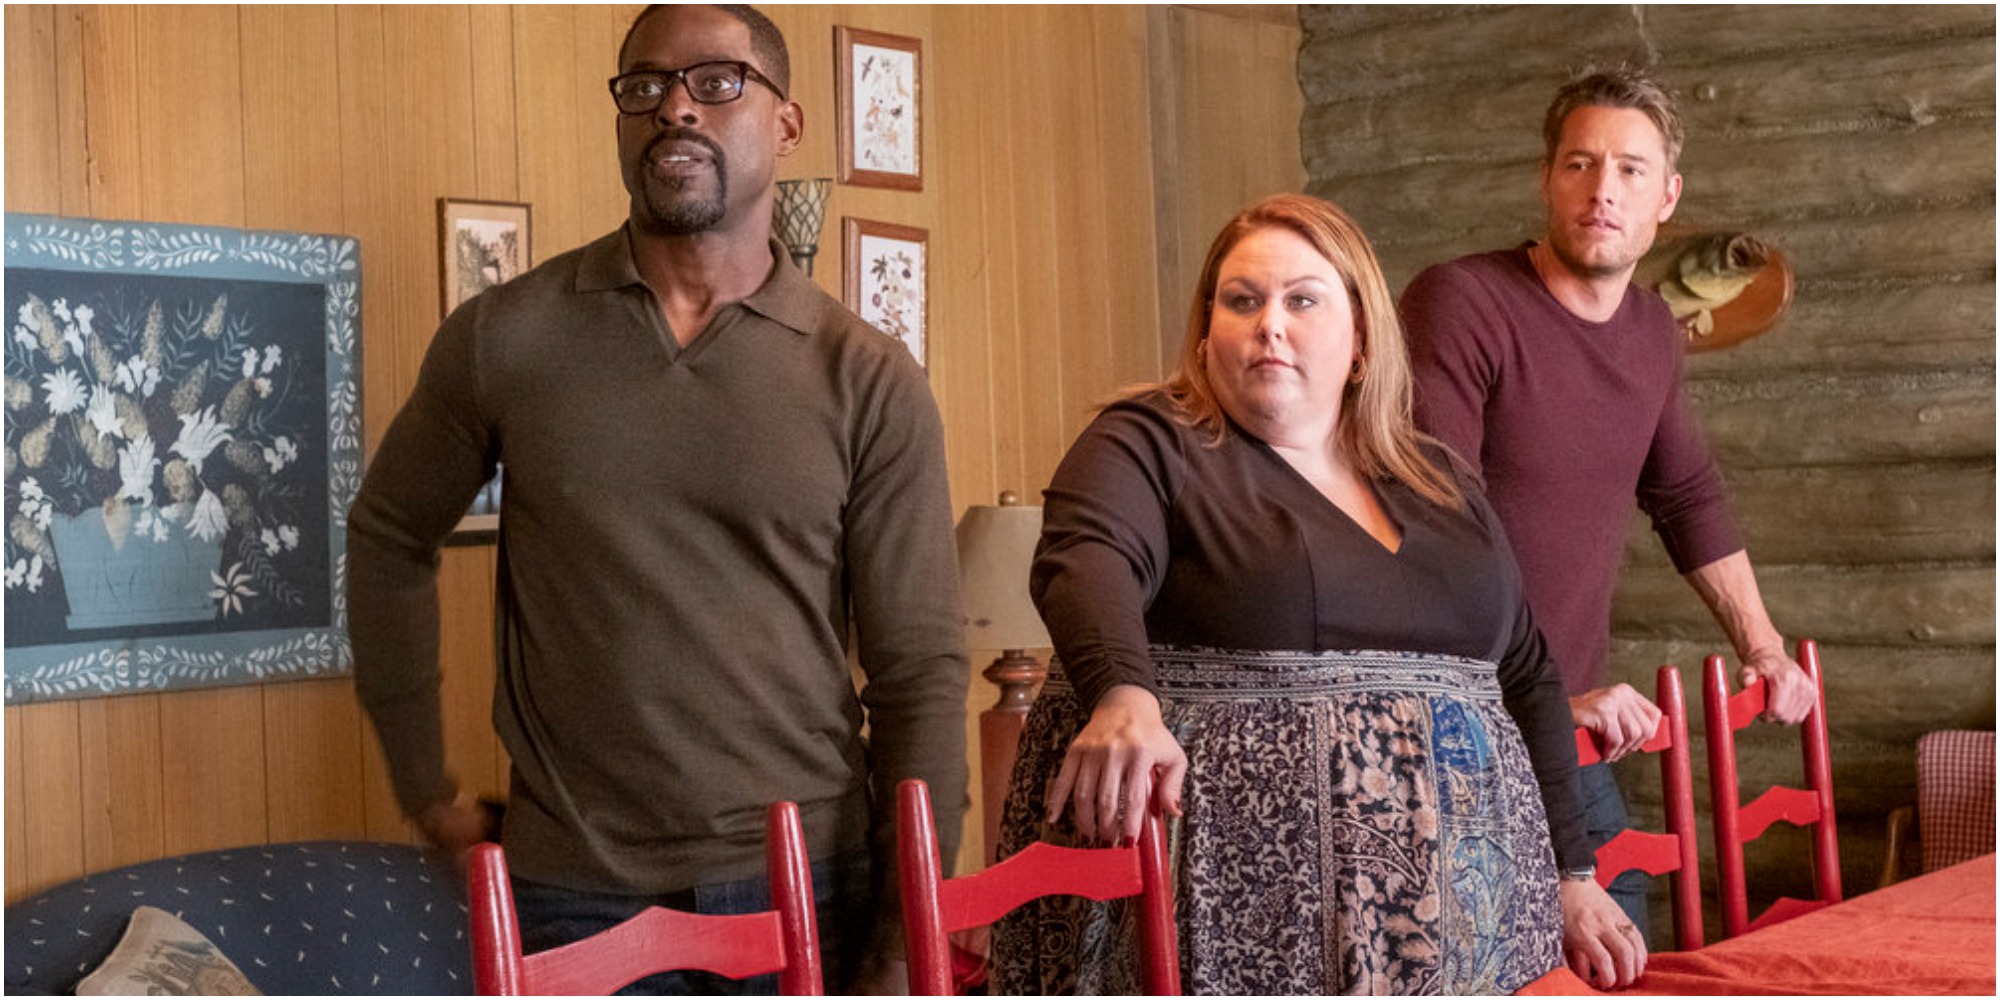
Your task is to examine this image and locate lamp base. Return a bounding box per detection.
[980,648,1047,865]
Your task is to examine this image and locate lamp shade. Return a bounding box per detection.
[955,499,1051,651]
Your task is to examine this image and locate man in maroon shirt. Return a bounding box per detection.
[1402,68,1816,980]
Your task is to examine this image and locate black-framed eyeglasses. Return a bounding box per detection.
[608,61,785,114]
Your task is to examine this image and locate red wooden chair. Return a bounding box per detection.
[896,778,1180,996]
[1572,663,1704,949]
[1703,638,1842,938]
[467,801,823,995]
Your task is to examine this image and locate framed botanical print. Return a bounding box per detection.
[835,26,922,191]
[438,198,531,317]
[3,213,361,702]
[843,218,928,369]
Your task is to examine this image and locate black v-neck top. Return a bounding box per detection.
[1031,390,1589,866]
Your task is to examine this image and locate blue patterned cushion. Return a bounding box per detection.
[5,841,471,995]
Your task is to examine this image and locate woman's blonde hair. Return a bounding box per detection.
[1152,193,1462,509]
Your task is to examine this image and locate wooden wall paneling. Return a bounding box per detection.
[6,709,27,901]
[998,7,1067,500]
[964,8,1031,503]
[511,5,589,262]
[12,702,85,902]
[240,4,344,233]
[132,5,244,226]
[334,5,399,457]
[262,679,368,842]
[76,695,166,878]
[158,687,268,855]
[384,3,479,406]
[468,5,523,199]
[568,5,632,244]
[4,5,61,213]
[930,6,1000,515]
[1088,5,1164,392]
[438,548,504,801]
[1045,6,1115,453]
[73,6,140,217]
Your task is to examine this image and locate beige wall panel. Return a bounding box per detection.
[512,6,590,261]
[6,709,28,900]
[1089,5,1165,393]
[77,694,166,875]
[14,701,86,901]
[439,548,504,801]
[930,8,1000,513]
[133,5,243,226]
[567,6,632,243]
[384,4,479,403]
[158,686,267,855]
[335,5,400,455]
[469,5,523,199]
[263,679,368,842]
[76,6,142,217]
[240,5,343,234]
[5,5,61,213]
[1047,6,1118,452]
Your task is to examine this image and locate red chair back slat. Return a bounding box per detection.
[897,778,1180,995]
[1571,664,1703,950]
[1703,639,1842,939]
[468,801,824,995]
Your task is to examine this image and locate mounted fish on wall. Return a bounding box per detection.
[1636,227,1795,352]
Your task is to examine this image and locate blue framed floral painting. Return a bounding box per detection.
[3,214,360,703]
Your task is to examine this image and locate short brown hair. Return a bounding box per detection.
[620,4,791,95]
[1148,193,1462,510]
[1543,66,1684,167]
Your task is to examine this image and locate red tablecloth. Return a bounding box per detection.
[1519,853,1997,996]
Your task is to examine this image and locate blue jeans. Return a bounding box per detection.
[1578,762,1651,937]
[510,849,872,995]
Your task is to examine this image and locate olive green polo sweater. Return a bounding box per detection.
[349,227,968,903]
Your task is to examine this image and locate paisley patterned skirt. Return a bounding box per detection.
[990,647,1564,996]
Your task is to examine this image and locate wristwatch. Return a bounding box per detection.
[1561,864,1597,882]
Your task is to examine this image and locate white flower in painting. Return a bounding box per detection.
[51,299,70,324]
[117,434,159,503]
[40,369,88,414]
[136,508,171,543]
[261,344,283,374]
[261,528,281,555]
[188,489,228,542]
[114,357,160,397]
[278,524,299,550]
[241,348,261,380]
[208,562,257,616]
[170,407,231,473]
[263,435,297,474]
[73,304,94,337]
[17,484,53,530]
[5,555,45,593]
[85,386,123,440]
[13,323,37,353]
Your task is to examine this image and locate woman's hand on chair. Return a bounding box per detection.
[1046,684,1188,845]
[1559,877,1647,990]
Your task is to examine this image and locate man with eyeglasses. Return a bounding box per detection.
[349,4,966,992]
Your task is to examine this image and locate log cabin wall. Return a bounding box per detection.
[1300,4,1995,933]
[3,4,1304,903]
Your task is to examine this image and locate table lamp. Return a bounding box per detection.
[956,490,1051,864]
[772,177,832,276]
